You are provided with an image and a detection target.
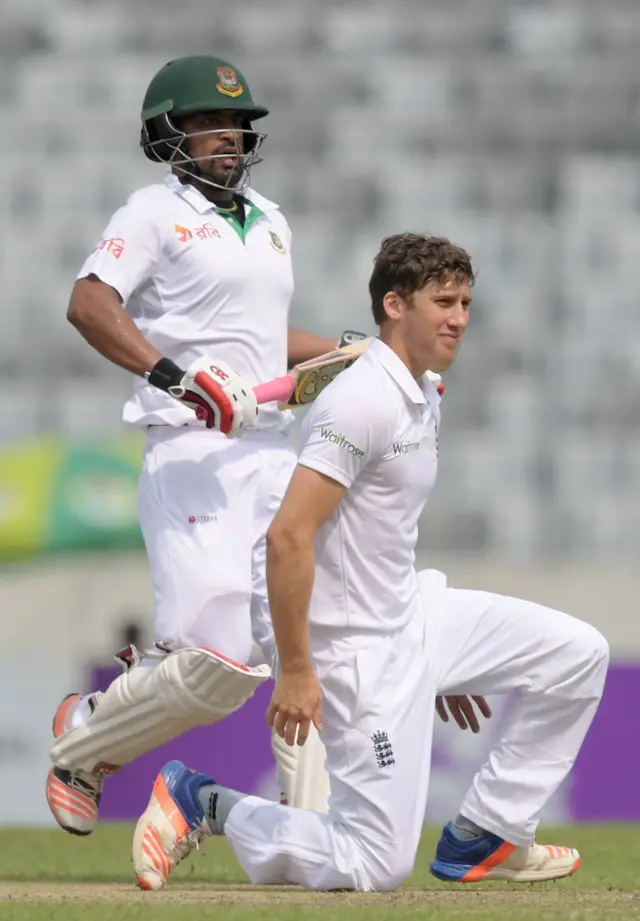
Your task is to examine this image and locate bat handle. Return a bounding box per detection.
[253,375,295,405]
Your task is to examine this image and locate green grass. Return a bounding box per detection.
[1,824,639,921]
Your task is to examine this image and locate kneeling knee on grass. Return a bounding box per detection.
[356,835,418,892]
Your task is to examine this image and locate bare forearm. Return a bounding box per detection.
[68,278,163,377]
[266,529,315,674]
[287,327,335,367]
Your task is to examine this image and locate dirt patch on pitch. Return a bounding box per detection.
[1,881,640,912]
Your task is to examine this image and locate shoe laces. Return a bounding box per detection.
[66,769,103,802]
[170,819,210,869]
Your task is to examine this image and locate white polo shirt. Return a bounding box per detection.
[298,338,441,632]
[77,173,294,431]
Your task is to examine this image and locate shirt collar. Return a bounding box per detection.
[164,173,280,215]
[368,338,440,408]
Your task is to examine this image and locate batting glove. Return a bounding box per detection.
[146,357,258,436]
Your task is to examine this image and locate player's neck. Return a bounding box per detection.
[179,174,236,206]
[378,329,431,381]
[198,184,236,207]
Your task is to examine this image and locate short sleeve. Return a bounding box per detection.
[77,202,162,305]
[298,389,388,488]
[281,215,293,253]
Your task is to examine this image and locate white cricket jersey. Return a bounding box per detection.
[298,338,440,632]
[77,173,294,431]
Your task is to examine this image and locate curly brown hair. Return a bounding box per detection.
[369,233,475,325]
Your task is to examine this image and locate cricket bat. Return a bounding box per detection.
[253,336,372,407]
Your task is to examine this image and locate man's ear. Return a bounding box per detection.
[382,291,403,321]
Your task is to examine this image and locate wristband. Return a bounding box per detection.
[146,357,185,392]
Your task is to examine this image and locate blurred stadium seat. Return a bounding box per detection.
[1,0,639,557]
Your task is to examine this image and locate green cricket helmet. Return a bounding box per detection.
[140,55,269,191]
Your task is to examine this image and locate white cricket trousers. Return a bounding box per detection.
[225,570,609,891]
[138,425,296,665]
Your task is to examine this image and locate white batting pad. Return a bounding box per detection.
[272,723,331,813]
[50,648,270,774]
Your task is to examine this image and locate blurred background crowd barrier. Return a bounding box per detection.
[0,0,638,825]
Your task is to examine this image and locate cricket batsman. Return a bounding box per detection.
[46,53,368,834]
[132,233,609,891]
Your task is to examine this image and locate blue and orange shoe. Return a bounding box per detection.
[430,821,581,883]
[133,760,213,891]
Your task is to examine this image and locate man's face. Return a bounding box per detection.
[178,111,246,188]
[389,275,471,372]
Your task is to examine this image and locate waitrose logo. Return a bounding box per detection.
[393,441,420,456]
[320,427,365,457]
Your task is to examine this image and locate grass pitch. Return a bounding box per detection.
[0,824,639,920]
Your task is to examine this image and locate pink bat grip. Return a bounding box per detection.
[253,375,295,405]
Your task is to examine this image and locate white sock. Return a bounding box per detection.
[451,813,485,840]
[197,783,246,835]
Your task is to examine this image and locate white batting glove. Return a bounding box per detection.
[146,357,258,436]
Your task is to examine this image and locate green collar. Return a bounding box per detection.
[216,197,263,244]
